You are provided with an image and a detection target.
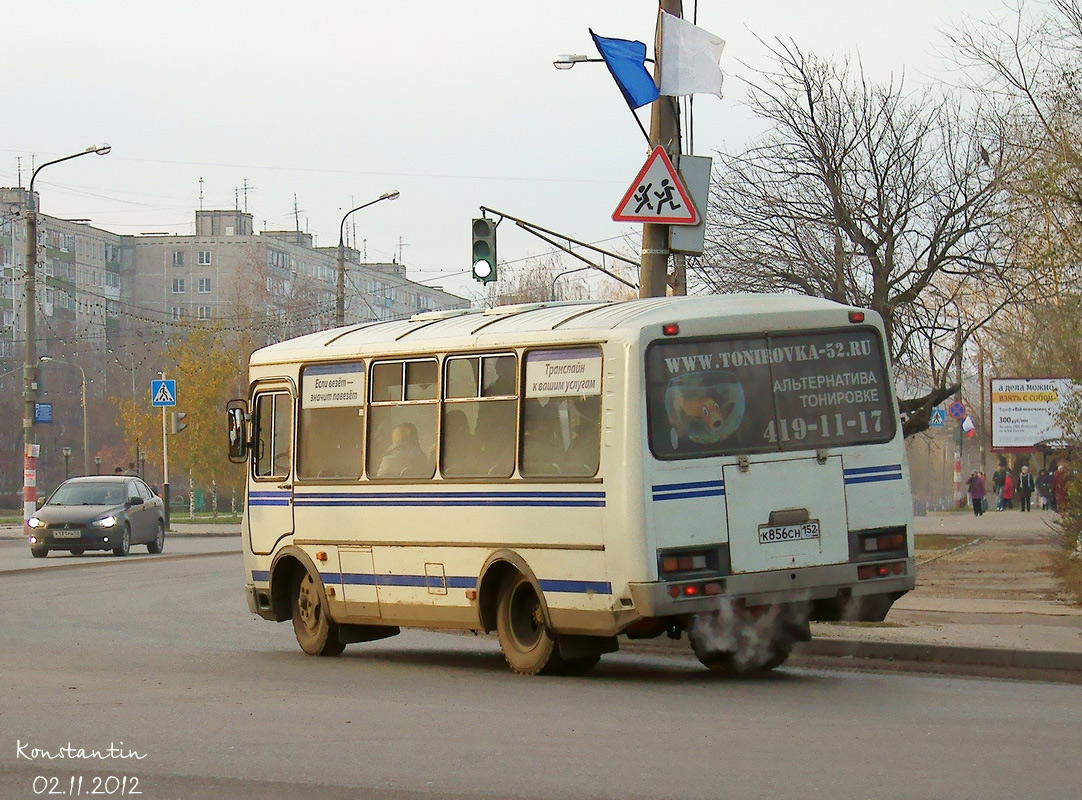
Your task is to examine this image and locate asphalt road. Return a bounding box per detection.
[1,552,1080,800]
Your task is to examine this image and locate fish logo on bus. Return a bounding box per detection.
[664,371,746,446]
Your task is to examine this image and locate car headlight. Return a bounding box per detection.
[92,516,117,528]
[27,517,45,529]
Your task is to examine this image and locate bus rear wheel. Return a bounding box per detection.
[496,572,565,675]
[689,604,805,676]
[291,569,345,657]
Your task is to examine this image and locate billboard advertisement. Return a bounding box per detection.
[991,377,1078,451]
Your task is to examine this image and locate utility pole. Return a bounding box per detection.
[954,326,964,508]
[640,0,683,298]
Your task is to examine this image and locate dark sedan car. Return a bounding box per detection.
[27,476,166,558]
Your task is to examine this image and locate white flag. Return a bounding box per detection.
[659,11,725,98]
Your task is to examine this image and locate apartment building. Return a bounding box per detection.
[0,191,467,495]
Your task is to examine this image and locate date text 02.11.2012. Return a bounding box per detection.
[31,775,142,796]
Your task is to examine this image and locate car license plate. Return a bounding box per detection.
[758,521,820,544]
[53,530,82,538]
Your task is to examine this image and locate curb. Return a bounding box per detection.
[795,638,1082,672]
[627,631,1082,674]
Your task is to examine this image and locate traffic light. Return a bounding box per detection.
[471,217,497,283]
[169,411,188,435]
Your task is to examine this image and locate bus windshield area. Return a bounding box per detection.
[645,328,896,459]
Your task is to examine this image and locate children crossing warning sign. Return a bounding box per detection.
[612,146,698,225]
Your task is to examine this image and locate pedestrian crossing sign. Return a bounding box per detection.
[151,379,177,407]
[929,408,946,427]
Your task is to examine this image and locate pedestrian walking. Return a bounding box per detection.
[992,464,1007,510]
[1001,472,1015,510]
[1052,464,1068,512]
[1017,466,1035,512]
[1037,469,1052,510]
[966,470,987,516]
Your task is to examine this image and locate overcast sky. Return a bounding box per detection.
[6,0,1014,304]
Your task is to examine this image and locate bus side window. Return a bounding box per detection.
[254,392,292,479]
[298,364,364,480]
[368,359,437,480]
[520,348,602,478]
[441,354,516,479]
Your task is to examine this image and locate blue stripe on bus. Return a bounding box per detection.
[844,464,902,484]
[844,464,902,476]
[651,479,725,502]
[250,490,292,507]
[250,570,608,595]
[292,490,605,508]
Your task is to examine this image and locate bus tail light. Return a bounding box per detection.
[662,323,680,336]
[858,562,906,580]
[668,580,726,599]
[658,547,721,578]
[848,311,865,323]
[861,532,907,553]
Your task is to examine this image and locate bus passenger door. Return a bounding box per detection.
[248,387,295,556]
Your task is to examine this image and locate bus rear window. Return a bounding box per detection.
[645,329,896,459]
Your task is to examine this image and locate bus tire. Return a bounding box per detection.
[689,607,796,676]
[496,572,564,675]
[291,569,345,657]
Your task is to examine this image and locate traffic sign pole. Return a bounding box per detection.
[157,373,171,530]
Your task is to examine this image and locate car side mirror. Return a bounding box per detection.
[128,496,144,507]
[36,497,47,509]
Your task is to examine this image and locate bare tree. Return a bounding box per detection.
[948,0,1082,298]
[696,40,1028,435]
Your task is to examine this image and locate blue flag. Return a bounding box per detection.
[590,29,659,110]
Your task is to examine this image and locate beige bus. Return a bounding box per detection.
[228,295,915,675]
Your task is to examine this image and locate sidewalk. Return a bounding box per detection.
[804,509,1082,674]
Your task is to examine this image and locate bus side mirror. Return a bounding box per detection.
[227,401,250,464]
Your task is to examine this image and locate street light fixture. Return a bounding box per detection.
[336,191,400,327]
[22,144,110,530]
[62,446,72,479]
[552,54,602,70]
[94,456,102,475]
[40,356,89,476]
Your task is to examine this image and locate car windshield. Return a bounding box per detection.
[49,483,125,506]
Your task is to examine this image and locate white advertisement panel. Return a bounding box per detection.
[991,377,1078,450]
[301,363,364,408]
[525,348,602,398]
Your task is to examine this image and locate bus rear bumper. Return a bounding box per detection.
[627,559,915,620]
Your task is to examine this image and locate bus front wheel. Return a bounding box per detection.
[291,569,345,657]
[496,572,564,675]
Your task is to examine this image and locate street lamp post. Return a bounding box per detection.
[336,191,400,327]
[62,446,72,479]
[94,456,102,475]
[39,357,88,476]
[22,144,110,532]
